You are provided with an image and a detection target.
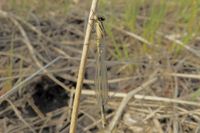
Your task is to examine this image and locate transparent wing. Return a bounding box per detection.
[95,43,109,108]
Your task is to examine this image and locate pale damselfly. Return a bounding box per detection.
[94,16,109,128]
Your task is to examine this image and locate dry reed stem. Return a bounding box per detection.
[6,99,36,133]
[82,89,200,107]
[14,17,82,55]
[166,72,200,79]
[114,27,152,46]
[0,11,71,98]
[134,95,200,107]
[153,118,164,133]
[108,77,158,132]
[83,113,114,132]
[143,107,162,122]
[9,15,71,92]
[39,117,51,133]
[0,56,61,103]
[157,32,200,58]
[69,0,99,132]
[27,97,45,119]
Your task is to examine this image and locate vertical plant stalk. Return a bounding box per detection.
[69,0,99,133]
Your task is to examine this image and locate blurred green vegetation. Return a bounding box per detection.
[98,0,200,58]
[4,0,200,59]
[5,0,70,17]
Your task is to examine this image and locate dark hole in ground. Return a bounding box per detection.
[32,76,70,114]
[106,108,114,114]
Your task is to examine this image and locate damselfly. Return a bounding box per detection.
[94,16,109,128]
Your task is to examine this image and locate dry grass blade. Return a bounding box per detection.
[153,118,164,133]
[157,32,200,58]
[6,99,36,133]
[134,95,200,107]
[114,27,152,46]
[82,90,200,107]
[0,56,60,103]
[27,97,45,119]
[166,72,200,80]
[108,76,158,132]
[0,10,71,92]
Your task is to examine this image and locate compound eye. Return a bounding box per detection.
[98,16,105,21]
